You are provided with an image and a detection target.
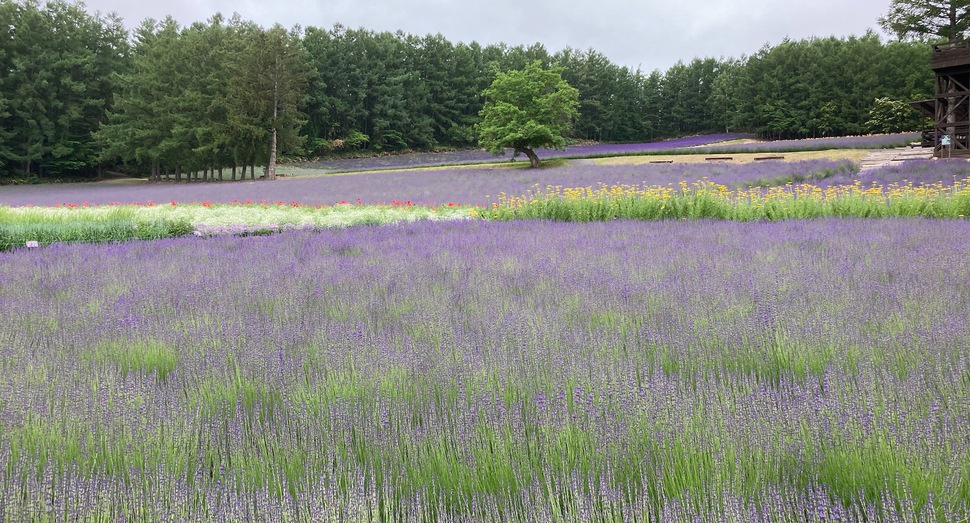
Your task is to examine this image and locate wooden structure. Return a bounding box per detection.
[930,40,970,158]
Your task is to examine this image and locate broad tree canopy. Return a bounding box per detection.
[476,61,579,168]
[879,0,970,42]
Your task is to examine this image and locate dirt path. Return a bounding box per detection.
[858,147,933,172]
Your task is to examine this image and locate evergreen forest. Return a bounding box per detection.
[0,0,935,181]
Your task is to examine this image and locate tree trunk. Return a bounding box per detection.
[949,4,958,41]
[266,52,281,181]
[175,166,181,182]
[268,128,278,180]
[218,167,224,181]
[250,164,255,180]
[516,147,542,168]
[231,165,237,181]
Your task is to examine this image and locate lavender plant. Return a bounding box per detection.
[817,158,970,188]
[0,219,967,521]
[483,177,970,222]
[5,159,970,249]
[0,159,861,208]
[295,132,915,173]
[702,133,920,152]
[298,133,750,172]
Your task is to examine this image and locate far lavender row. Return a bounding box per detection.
[297,133,749,172]
[704,132,920,152]
[297,132,917,174]
[0,158,864,207]
[0,219,967,520]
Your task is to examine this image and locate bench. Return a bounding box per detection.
[649,160,674,164]
[753,155,785,161]
[705,157,733,161]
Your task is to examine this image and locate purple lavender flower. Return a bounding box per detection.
[0,218,967,520]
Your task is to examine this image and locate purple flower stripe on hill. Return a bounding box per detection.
[705,132,920,151]
[0,159,857,207]
[299,133,749,172]
[0,219,967,521]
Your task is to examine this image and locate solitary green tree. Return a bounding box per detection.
[476,61,579,168]
[879,0,970,42]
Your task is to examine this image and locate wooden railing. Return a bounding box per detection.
[932,40,970,70]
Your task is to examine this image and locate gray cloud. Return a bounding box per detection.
[82,0,891,72]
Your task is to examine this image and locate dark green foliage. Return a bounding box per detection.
[555,48,653,142]
[0,2,941,182]
[229,24,309,179]
[866,97,925,133]
[96,17,186,179]
[0,0,128,180]
[330,31,927,144]
[96,16,308,180]
[302,27,489,152]
[657,58,721,136]
[880,0,970,42]
[712,33,933,139]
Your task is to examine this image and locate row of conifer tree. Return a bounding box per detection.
[0,0,933,180]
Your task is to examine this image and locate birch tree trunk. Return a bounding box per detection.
[268,126,277,180]
[266,54,281,181]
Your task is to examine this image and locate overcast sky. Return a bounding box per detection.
[80,0,893,73]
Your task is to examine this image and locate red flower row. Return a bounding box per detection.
[37,199,478,209]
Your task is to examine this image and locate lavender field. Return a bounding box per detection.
[298,134,749,172]
[0,159,860,208]
[703,133,920,153]
[1,219,968,521]
[817,158,970,188]
[297,133,917,173]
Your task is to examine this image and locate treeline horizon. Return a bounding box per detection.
[0,0,934,181]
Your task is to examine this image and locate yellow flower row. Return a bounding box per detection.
[494,177,970,208]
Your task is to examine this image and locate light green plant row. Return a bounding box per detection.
[479,182,970,222]
[0,205,193,251]
[0,204,475,250]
